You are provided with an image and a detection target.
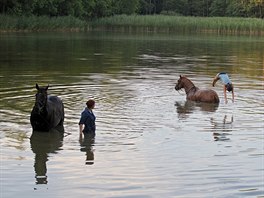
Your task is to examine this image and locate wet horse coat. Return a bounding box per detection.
[30,84,64,131]
[175,75,219,103]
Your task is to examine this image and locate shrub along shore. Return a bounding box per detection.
[1,14,264,35]
[0,15,87,32]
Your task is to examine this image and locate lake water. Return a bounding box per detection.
[0,32,263,198]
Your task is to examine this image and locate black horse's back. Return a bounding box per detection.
[30,84,64,132]
[47,95,64,126]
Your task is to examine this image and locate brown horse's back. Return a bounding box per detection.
[191,89,219,103]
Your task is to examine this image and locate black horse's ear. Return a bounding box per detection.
[36,83,39,90]
[45,84,49,91]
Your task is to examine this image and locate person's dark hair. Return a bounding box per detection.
[226,83,233,92]
[86,99,95,108]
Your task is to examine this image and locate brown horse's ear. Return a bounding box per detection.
[36,83,39,90]
[180,75,182,78]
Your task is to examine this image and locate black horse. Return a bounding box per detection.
[30,84,64,131]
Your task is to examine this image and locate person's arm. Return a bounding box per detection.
[232,88,234,102]
[79,111,87,138]
[79,124,84,134]
[224,85,227,103]
[79,124,84,140]
[212,74,220,87]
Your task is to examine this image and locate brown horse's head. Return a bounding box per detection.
[175,75,185,91]
[35,84,49,113]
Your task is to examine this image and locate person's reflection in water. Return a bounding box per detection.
[30,127,64,184]
[211,115,233,141]
[79,134,95,165]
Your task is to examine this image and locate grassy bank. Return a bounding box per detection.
[1,14,264,35]
[90,15,264,35]
[0,15,87,32]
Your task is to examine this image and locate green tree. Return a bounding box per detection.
[0,0,263,19]
[33,0,60,16]
[186,0,210,16]
[243,0,263,17]
[210,0,228,16]
[89,0,113,18]
[57,0,84,17]
[253,0,264,18]
[138,0,154,14]
[0,0,35,15]
[226,0,263,17]
[109,0,139,15]
[81,0,96,19]
[162,0,188,15]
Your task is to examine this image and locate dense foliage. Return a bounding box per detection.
[0,0,263,19]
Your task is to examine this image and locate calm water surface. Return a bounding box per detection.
[0,32,263,198]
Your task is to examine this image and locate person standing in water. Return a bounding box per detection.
[212,72,234,103]
[79,99,96,139]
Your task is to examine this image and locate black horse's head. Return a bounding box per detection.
[34,84,49,113]
[175,75,184,91]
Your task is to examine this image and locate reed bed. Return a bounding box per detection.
[90,15,264,35]
[0,15,87,32]
[1,14,263,35]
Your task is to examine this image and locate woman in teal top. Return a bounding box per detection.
[212,72,234,103]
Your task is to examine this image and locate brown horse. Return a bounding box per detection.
[175,75,219,103]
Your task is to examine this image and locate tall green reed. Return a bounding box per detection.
[90,15,264,35]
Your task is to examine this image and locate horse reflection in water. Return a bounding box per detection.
[211,115,233,141]
[175,100,219,119]
[30,126,64,184]
[79,135,95,165]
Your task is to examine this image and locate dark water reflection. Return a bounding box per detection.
[211,115,233,141]
[0,32,263,198]
[175,100,219,119]
[79,135,95,165]
[30,127,64,184]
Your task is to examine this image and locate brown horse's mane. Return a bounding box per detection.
[181,76,198,93]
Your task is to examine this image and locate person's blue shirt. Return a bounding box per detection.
[79,107,96,136]
[218,72,232,85]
